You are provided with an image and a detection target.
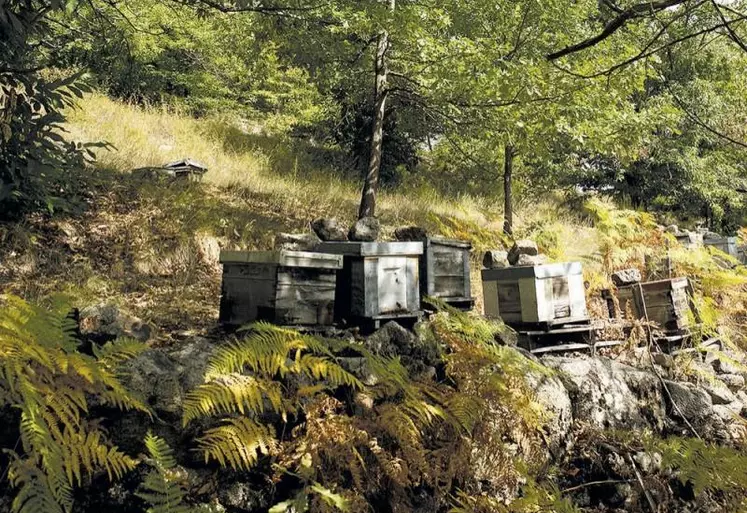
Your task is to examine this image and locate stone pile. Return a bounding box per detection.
[274,216,382,250]
[483,239,548,269]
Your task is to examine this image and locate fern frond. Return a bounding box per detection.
[93,338,148,367]
[293,354,363,390]
[182,374,284,426]
[137,433,192,513]
[8,460,67,513]
[144,432,178,469]
[196,417,276,471]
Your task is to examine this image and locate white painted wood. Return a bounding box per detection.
[377,256,409,314]
[317,241,424,257]
[568,273,589,320]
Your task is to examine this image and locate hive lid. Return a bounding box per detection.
[316,241,424,257]
[164,158,208,172]
[482,262,583,280]
[220,250,343,269]
[704,236,738,243]
[425,237,472,249]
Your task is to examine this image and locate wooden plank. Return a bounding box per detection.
[530,343,593,355]
[220,250,343,269]
[406,256,420,313]
[483,280,500,319]
[316,241,423,257]
[529,278,544,322]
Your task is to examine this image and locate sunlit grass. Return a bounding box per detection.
[64,94,506,234]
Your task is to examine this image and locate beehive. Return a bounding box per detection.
[218,250,343,327]
[315,242,423,328]
[482,262,588,328]
[617,278,694,333]
[420,237,474,310]
[704,237,739,259]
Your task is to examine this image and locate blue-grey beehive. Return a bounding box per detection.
[315,241,424,330]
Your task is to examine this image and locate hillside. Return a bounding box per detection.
[2,94,598,337]
[3,97,747,513]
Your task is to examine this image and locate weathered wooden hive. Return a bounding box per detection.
[704,236,739,259]
[617,277,695,333]
[315,242,423,329]
[419,237,474,310]
[482,262,589,328]
[218,250,343,327]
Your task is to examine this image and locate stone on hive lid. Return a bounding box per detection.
[612,268,642,287]
[311,218,348,241]
[349,217,380,242]
[513,254,547,267]
[507,239,538,265]
[482,250,509,269]
[394,225,428,241]
[703,231,723,241]
[274,232,320,251]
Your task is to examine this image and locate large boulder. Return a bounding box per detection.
[524,370,573,458]
[79,303,153,343]
[507,240,539,265]
[483,250,509,269]
[274,232,320,251]
[542,356,666,431]
[349,217,380,242]
[394,225,428,241]
[311,218,348,242]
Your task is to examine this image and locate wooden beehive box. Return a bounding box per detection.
[704,237,739,259]
[420,237,474,310]
[219,250,343,327]
[617,278,695,333]
[482,262,589,328]
[315,241,423,328]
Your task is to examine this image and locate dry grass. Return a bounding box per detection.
[64,94,506,233]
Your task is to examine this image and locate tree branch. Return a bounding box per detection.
[547,0,690,60]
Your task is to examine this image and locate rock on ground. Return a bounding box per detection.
[311,218,348,241]
[507,240,539,265]
[274,232,320,251]
[611,268,642,287]
[349,217,380,242]
[79,303,153,343]
[120,336,217,418]
[483,250,509,269]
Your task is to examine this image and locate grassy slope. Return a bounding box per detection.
[0,94,599,340]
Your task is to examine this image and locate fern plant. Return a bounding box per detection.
[136,433,192,513]
[183,322,362,471]
[0,294,148,513]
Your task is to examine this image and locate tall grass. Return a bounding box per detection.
[64,94,509,233]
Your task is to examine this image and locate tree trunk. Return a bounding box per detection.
[503,144,515,235]
[358,0,394,220]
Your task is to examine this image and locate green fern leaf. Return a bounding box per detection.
[196,417,276,471]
